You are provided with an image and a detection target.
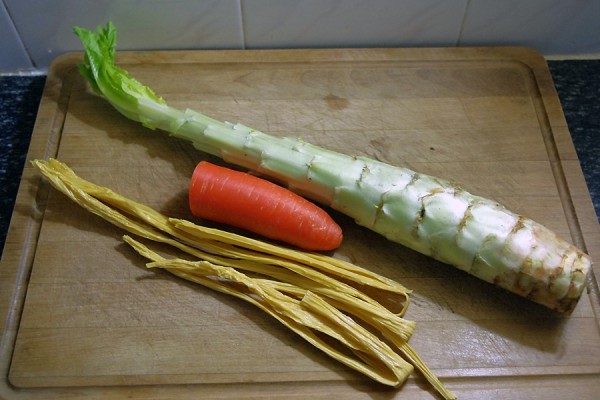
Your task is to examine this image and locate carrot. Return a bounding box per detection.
[189,161,343,251]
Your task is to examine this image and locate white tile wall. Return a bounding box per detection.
[0,1,32,71]
[3,0,244,72]
[459,0,600,55]
[2,0,599,73]
[241,0,467,48]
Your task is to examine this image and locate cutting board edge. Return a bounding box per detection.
[1,47,598,398]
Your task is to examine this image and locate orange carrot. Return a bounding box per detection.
[189,161,343,251]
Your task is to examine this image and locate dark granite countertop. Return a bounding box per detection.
[1,60,599,257]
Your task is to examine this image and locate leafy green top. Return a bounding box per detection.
[73,22,167,124]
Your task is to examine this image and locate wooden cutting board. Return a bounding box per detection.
[1,47,598,399]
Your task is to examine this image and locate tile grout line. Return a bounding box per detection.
[2,0,35,69]
[237,0,247,50]
[456,0,473,47]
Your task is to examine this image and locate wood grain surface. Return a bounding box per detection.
[0,47,598,399]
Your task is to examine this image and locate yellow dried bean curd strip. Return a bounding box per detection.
[33,158,454,398]
[224,262,416,342]
[262,280,454,399]
[124,236,412,386]
[170,218,411,296]
[258,279,416,342]
[299,291,412,380]
[170,224,411,316]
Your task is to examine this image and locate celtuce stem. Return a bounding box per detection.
[72,22,592,313]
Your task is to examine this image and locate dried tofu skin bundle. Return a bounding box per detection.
[32,158,456,399]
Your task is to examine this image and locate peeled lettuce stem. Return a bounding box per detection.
[72,22,591,314]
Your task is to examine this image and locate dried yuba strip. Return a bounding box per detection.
[73,22,592,313]
[32,158,456,399]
